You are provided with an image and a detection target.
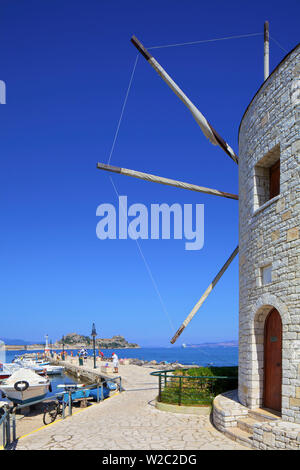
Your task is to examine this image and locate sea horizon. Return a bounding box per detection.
[4,345,238,367]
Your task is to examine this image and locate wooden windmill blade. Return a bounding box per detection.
[170,246,239,344]
[97,163,238,200]
[131,35,238,165]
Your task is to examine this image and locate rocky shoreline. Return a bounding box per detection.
[130,359,194,370]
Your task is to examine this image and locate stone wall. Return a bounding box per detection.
[238,44,300,422]
[252,420,300,450]
[213,390,248,432]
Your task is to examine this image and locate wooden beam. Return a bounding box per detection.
[170,246,239,344]
[97,163,238,200]
[131,35,239,165]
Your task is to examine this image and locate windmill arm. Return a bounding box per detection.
[131,35,238,165]
[170,245,239,344]
[97,163,238,200]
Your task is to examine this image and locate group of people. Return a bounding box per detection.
[76,349,119,373]
[52,348,119,373]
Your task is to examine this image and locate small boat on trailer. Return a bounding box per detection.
[0,368,51,405]
[56,383,111,403]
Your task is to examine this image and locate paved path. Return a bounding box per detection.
[15,364,247,450]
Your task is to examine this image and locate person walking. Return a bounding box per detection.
[112,352,119,373]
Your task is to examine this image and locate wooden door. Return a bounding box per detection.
[264,308,282,412]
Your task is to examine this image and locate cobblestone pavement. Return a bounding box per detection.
[15,365,247,450]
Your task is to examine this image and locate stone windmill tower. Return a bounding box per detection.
[238,42,300,423]
[97,25,300,438]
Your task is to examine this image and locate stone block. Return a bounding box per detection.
[287,227,299,241]
[290,397,300,407]
[282,211,292,221]
[271,230,280,241]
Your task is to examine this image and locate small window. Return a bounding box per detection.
[254,145,280,210]
[269,160,280,199]
[261,265,272,285]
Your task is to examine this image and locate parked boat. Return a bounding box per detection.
[0,363,21,381]
[42,365,64,375]
[56,383,110,402]
[13,357,63,376]
[89,385,110,401]
[0,368,51,405]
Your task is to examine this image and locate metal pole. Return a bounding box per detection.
[11,413,16,442]
[158,375,161,402]
[93,336,96,369]
[6,413,10,446]
[264,21,269,81]
[179,377,182,406]
[68,391,72,416]
[1,420,5,448]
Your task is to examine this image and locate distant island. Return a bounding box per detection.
[55,333,140,350]
[183,340,238,348]
[1,333,140,351]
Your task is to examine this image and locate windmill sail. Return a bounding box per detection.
[170,246,239,344]
[131,35,238,165]
[97,163,238,200]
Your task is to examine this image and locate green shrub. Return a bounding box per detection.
[159,366,238,406]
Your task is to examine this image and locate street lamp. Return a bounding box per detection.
[91,323,97,369]
[62,335,65,360]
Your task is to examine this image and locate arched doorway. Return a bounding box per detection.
[264,308,282,412]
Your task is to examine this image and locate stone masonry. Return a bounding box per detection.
[238,43,300,425]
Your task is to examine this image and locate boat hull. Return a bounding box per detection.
[0,384,50,404]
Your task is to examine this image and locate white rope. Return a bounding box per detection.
[269,35,289,53]
[107,54,139,165]
[147,32,262,50]
[109,176,175,334]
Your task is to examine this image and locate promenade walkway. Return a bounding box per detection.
[15,363,247,450]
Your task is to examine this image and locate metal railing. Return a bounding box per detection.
[0,376,122,449]
[150,369,237,407]
[0,406,16,450]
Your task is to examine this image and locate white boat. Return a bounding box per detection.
[0,368,51,404]
[0,363,21,381]
[43,365,64,375]
[13,355,64,376]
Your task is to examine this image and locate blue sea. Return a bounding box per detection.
[4,346,238,368]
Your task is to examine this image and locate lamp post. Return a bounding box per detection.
[62,335,65,360]
[91,323,97,369]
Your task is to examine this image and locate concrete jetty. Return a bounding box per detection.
[13,357,247,450]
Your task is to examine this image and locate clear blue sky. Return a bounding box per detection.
[0,0,299,346]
